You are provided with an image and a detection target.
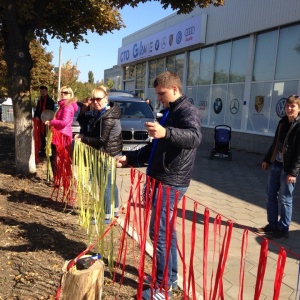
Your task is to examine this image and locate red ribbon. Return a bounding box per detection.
[33,118,41,164]
[273,247,286,300]
[254,238,268,300]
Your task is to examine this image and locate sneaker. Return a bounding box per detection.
[143,274,178,289]
[142,287,172,300]
[268,229,288,240]
[103,218,111,225]
[256,224,275,234]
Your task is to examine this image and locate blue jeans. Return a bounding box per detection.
[149,184,188,288]
[266,161,296,232]
[103,162,119,219]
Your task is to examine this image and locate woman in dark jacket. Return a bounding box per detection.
[74,86,122,223]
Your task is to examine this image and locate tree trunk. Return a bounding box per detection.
[59,260,104,300]
[14,94,36,175]
[3,0,36,175]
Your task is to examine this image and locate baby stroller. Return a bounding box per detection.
[210,125,232,160]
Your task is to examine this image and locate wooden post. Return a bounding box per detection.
[58,259,104,300]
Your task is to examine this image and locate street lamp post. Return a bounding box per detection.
[57,41,62,99]
[74,54,91,81]
[76,54,91,67]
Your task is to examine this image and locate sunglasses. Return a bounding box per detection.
[61,91,70,95]
[92,96,106,102]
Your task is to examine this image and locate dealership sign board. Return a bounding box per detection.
[118,14,207,65]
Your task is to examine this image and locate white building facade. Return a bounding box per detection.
[116,0,300,153]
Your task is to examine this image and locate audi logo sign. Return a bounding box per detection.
[185,26,195,36]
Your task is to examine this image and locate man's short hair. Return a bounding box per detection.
[39,85,48,91]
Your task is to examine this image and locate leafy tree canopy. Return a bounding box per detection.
[113,0,224,14]
[0,0,225,174]
[0,0,125,48]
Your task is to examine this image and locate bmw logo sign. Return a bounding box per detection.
[214,98,223,114]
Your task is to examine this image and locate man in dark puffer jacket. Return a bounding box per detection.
[117,72,201,300]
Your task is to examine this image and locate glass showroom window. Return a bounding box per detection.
[124,65,135,80]
[157,58,165,78]
[252,30,277,81]
[275,23,300,80]
[199,46,214,85]
[136,62,146,90]
[229,37,249,83]
[187,49,200,86]
[166,53,184,81]
[149,59,157,88]
[175,53,184,80]
[149,58,165,88]
[166,55,175,73]
[214,42,231,84]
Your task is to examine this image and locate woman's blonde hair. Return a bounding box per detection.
[91,85,108,99]
[59,86,77,105]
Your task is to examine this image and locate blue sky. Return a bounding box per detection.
[45,3,175,83]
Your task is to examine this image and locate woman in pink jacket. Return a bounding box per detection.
[45,86,78,180]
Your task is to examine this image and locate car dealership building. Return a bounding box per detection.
[114,0,300,153]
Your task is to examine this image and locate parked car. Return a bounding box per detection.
[109,96,156,152]
[71,103,81,135]
[108,89,136,97]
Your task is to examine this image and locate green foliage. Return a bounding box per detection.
[106,78,115,89]
[88,71,95,84]
[30,40,54,100]
[112,0,224,14]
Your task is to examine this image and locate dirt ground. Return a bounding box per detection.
[0,122,184,300]
[0,121,138,299]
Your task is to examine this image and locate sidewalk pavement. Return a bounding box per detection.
[116,141,300,300]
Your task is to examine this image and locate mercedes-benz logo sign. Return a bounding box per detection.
[230,98,239,114]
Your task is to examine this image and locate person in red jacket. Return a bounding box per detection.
[33,85,54,157]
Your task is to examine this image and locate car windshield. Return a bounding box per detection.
[114,101,154,119]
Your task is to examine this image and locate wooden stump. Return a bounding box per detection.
[58,259,104,300]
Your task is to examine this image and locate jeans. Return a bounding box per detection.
[266,161,296,232]
[104,166,119,218]
[149,184,188,288]
[103,153,121,218]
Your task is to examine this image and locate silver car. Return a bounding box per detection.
[109,96,155,152]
